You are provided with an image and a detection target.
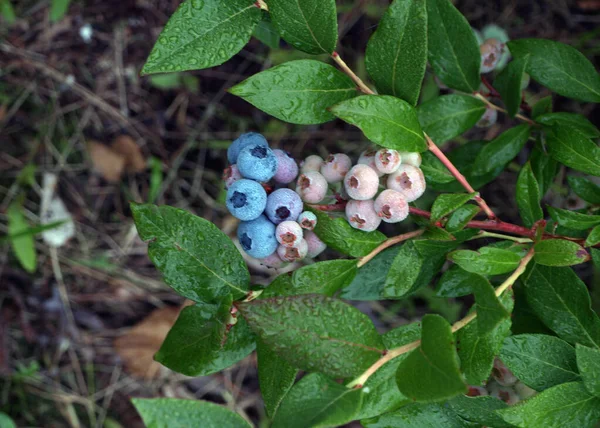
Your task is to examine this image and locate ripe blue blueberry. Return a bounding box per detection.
[227,132,268,164]
[226,179,267,221]
[265,188,303,225]
[237,144,278,182]
[237,215,278,259]
[273,149,299,184]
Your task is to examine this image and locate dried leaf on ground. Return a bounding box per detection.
[111,135,146,173]
[87,140,126,183]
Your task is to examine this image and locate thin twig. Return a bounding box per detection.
[357,230,425,268]
[474,93,535,125]
[331,52,375,95]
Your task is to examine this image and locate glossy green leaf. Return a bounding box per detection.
[436,265,484,298]
[530,146,557,197]
[547,206,600,231]
[230,60,357,125]
[473,279,510,335]
[425,0,480,93]
[256,339,297,417]
[132,398,251,428]
[420,151,455,184]
[430,193,473,222]
[417,95,486,144]
[362,403,471,428]
[266,0,337,55]
[50,0,71,22]
[524,264,600,348]
[586,226,600,247]
[445,204,480,233]
[252,14,280,49]
[495,56,529,117]
[448,247,521,276]
[396,314,467,401]
[340,246,401,300]
[309,208,386,258]
[272,373,363,428]
[537,113,600,139]
[576,344,600,397]
[531,96,553,119]
[508,39,600,103]
[457,291,514,385]
[330,95,426,152]
[354,323,421,420]
[568,176,600,205]
[7,201,36,273]
[498,382,600,428]
[238,294,385,378]
[500,334,580,391]
[365,0,427,105]
[142,0,261,74]
[448,395,511,428]
[131,203,249,303]
[516,162,543,228]
[546,125,600,177]
[534,239,589,267]
[472,124,532,176]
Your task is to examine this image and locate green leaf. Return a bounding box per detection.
[354,323,421,420]
[448,247,521,276]
[508,39,600,103]
[430,193,473,222]
[547,206,600,230]
[230,60,357,125]
[457,291,514,385]
[436,265,484,298]
[0,412,16,428]
[252,14,280,49]
[425,0,480,93]
[500,334,580,391]
[530,146,557,197]
[330,95,426,152]
[537,113,600,139]
[266,0,337,55]
[7,201,37,273]
[362,403,472,428]
[238,294,385,378]
[445,204,480,233]
[586,226,600,247]
[256,339,297,417]
[308,208,386,258]
[516,162,543,228]
[420,151,455,184]
[50,0,71,22]
[131,203,249,303]
[365,0,427,105]
[142,0,261,75]
[473,279,510,335]
[0,0,16,24]
[447,395,512,428]
[417,95,486,144]
[495,56,530,117]
[472,124,532,176]
[568,176,600,205]
[531,95,553,119]
[576,344,600,397]
[534,239,589,267]
[132,398,251,428]
[272,373,363,428]
[546,125,600,177]
[524,264,600,348]
[396,314,467,402]
[497,382,600,428]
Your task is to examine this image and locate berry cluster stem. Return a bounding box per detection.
[346,248,535,389]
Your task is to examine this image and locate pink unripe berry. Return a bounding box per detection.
[304,230,327,258]
[296,171,328,203]
[358,149,384,177]
[344,164,380,201]
[493,358,518,387]
[488,382,519,405]
[476,106,498,128]
[399,152,422,167]
[300,155,324,173]
[375,149,401,174]
[276,221,303,248]
[273,149,298,184]
[277,239,308,262]
[320,153,352,183]
[297,211,317,230]
[386,165,426,202]
[223,164,242,189]
[259,252,287,269]
[345,199,381,232]
[480,38,505,73]
[467,386,489,397]
[374,190,409,223]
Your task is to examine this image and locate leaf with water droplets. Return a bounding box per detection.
[495,56,530,117]
[142,0,261,75]
[472,124,532,176]
[230,60,358,124]
[131,203,250,303]
[516,162,543,228]
[266,0,337,55]
[430,193,473,222]
[576,344,600,397]
[362,402,473,428]
[545,124,600,177]
[238,294,385,378]
[533,239,589,267]
[257,339,298,418]
[330,95,426,152]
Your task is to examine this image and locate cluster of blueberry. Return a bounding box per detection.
[224,133,325,268]
[467,359,536,404]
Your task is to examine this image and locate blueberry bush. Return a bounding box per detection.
[131,0,600,426]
